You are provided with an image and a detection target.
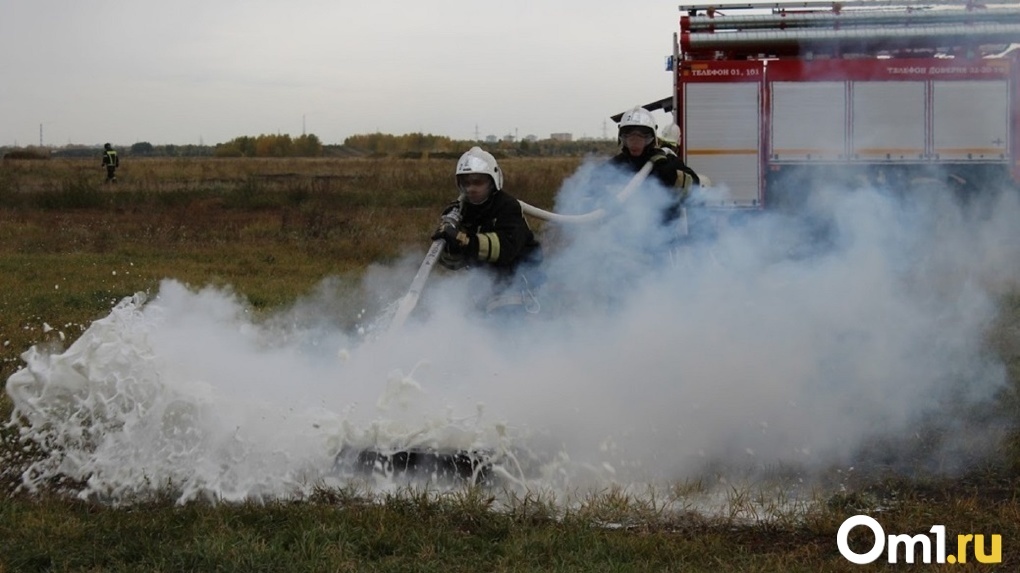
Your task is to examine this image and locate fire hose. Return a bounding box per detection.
[517,161,653,223]
[386,198,463,332]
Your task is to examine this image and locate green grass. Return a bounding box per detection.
[0,157,1019,571]
[2,483,1017,571]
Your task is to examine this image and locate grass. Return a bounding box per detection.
[2,482,1018,571]
[1,156,1019,571]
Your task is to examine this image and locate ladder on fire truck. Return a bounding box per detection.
[676,0,1020,60]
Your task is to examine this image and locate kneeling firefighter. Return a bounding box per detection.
[431,147,543,316]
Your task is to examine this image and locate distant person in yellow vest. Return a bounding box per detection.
[102,143,119,183]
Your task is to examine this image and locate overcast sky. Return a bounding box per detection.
[1,0,686,147]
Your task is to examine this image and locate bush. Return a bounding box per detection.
[3,148,50,160]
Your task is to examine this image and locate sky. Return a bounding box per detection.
[1,0,686,147]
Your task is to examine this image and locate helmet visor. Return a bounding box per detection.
[457,174,491,188]
[620,127,654,144]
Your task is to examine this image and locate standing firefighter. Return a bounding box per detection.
[101,143,119,183]
[659,123,683,155]
[431,147,543,316]
[658,122,705,198]
[609,107,700,223]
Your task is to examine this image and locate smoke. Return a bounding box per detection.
[5,160,1020,504]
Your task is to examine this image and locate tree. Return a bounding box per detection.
[293,134,323,157]
[130,141,154,156]
[214,134,321,157]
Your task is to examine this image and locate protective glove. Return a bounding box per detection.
[438,248,468,270]
[431,222,459,242]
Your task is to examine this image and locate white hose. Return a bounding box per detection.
[386,195,464,332]
[518,160,654,223]
[387,237,446,332]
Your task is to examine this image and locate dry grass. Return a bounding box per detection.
[0,156,578,199]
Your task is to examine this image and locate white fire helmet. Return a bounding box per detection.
[618,106,657,139]
[455,146,503,191]
[660,123,682,146]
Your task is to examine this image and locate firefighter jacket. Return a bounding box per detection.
[102,149,119,168]
[607,144,697,187]
[610,146,699,223]
[438,190,542,284]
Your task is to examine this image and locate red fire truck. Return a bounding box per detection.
[662,0,1020,210]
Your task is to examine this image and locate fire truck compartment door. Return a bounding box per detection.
[771,81,846,161]
[933,80,1009,161]
[851,81,925,160]
[684,82,761,207]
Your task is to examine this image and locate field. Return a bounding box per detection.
[1,156,1019,571]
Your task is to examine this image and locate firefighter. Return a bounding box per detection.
[101,143,119,183]
[659,123,682,155]
[610,107,678,188]
[432,147,543,316]
[610,108,697,224]
[658,123,704,200]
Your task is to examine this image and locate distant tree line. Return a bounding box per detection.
[214,133,324,158]
[341,132,617,158]
[11,143,216,159]
[2,132,617,160]
[343,132,456,155]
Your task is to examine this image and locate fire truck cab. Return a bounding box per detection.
[669,0,1020,211]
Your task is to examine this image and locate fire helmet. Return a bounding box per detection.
[618,106,657,140]
[455,146,503,191]
[660,124,682,147]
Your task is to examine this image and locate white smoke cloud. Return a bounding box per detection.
[5,160,1019,504]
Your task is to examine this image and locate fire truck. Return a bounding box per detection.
[657,0,1020,211]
